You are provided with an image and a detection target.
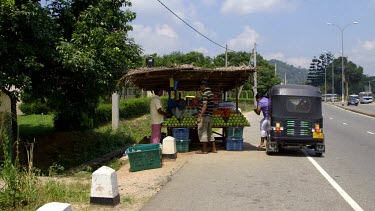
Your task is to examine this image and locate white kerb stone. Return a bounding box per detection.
[36,202,72,211]
[162,136,176,154]
[90,166,119,198]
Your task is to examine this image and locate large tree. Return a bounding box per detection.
[0,0,57,96]
[1,0,143,131]
[46,0,143,130]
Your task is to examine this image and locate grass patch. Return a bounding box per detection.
[18,114,55,138]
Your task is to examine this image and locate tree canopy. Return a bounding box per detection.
[149,51,280,95]
[1,0,143,130]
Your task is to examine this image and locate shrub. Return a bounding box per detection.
[19,102,51,115]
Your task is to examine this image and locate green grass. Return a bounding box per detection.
[18,114,55,138]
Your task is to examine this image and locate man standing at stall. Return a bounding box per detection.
[150,86,167,143]
[197,80,217,154]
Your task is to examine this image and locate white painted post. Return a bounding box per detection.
[37,202,72,211]
[90,166,120,206]
[112,93,119,130]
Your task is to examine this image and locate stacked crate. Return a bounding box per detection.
[172,128,190,152]
[226,127,244,151]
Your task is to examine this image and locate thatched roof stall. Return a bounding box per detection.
[120,65,255,92]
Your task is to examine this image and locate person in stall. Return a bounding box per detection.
[150,86,167,143]
[196,80,217,154]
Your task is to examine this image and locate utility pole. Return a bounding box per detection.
[284,73,287,84]
[252,43,257,107]
[275,63,277,76]
[225,44,228,68]
[331,60,335,103]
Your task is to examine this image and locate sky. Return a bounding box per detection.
[126,0,375,76]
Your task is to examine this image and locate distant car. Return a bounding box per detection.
[347,97,359,106]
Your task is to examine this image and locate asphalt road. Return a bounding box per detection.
[339,101,375,117]
[141,104,374,211]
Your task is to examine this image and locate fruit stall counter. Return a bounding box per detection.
[162,112,250,143]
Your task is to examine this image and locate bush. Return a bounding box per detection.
[19,102,51,115]
[95,97,153,126]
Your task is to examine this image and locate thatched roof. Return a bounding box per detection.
[120,65,255,91]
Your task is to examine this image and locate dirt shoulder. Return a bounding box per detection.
[72,151,195,211]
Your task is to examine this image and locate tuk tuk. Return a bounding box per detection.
[266,85,325,156]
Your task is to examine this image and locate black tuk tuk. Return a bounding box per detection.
[266,85,325,156]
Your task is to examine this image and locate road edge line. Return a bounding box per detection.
[303,151,364,211]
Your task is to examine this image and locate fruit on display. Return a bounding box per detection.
[163,106,250,127]
[212,114,226,127]
[162,116,180,127]
[213,108,232,118]
[163,115,197,127]
[227,113,250,126]
[180,116,197,127]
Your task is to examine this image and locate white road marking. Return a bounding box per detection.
[303,151,364,211]
[330,104,375,119]
[343,123,348,125]
[367,131,374,135]
[330,117,333,120]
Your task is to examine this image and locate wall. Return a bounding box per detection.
[0,91,11,113]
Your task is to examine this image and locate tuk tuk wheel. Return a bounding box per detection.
[315,152,323,157]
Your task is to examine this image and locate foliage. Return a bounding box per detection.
[3,0,143,131]
[307,52,334,88]
[96,97,152,125]
[0,122,38,210]
[268,59,308,85]
[19,102,51,115]
[18,114,55,138]
[150,51,280,94]
[149,51,212,68]
[308,52,367,95]
[0,1,58,99]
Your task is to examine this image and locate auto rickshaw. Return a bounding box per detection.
[266,85,325,156]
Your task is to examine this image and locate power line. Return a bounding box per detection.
[156,0,236,52]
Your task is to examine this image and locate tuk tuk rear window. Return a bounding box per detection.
[286,97,311,113]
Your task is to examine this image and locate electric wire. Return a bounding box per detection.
[156,0,236,52]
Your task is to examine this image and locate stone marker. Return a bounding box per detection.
[90,166,120,206]
[37,202,72,211]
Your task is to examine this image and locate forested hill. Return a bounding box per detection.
[268,59,308,85]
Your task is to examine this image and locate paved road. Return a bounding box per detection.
[330,101,375,117]
[141,105,374,211]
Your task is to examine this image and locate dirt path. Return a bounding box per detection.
[72,152,195,210]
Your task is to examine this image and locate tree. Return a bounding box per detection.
[2,0,143,131]
[307,52,334,89]
[0,1,57,97]
[152,51,212,68]
[44,0,143,130]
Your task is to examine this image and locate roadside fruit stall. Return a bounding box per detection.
[121,64,255,152]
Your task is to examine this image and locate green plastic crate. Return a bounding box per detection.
[176,139,190,152]
[125,144,162,172]
[226,127,244,139]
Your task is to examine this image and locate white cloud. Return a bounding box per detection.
[227,26,260,51]
[350,39,375,76]
[263,52,309,68]
[361,40,375,51]
[155,24,179,39]
[193,47,209,55]
[130,24,180,55]
[220,0,297,15]
[263,52,285,61]
[287,57,310,68]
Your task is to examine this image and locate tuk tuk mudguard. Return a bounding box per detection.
[266,85,325,155]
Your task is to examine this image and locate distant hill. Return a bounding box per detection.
[268,59,308,85]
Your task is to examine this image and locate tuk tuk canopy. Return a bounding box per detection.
[268,85,322,118]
